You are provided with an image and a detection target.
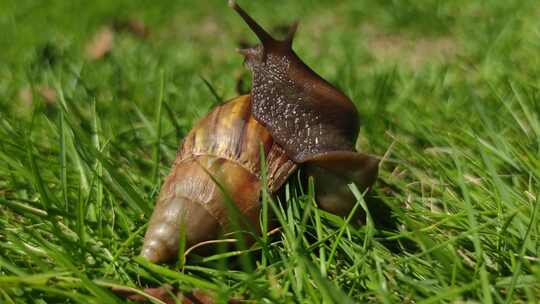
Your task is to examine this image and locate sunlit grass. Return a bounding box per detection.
[1,0,539,303]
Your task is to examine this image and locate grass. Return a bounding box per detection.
[1,0,540,302]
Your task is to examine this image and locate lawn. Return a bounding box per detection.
[1,0,539,303]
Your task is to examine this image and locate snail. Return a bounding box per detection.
[140,0,379,263]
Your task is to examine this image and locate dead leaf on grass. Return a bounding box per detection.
[113,18,150,38]
[18,85,57,106]
[85,26,115,60]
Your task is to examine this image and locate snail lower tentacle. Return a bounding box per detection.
[303,151,379,216]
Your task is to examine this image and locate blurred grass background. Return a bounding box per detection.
[1,0,539,303]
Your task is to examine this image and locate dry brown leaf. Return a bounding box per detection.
[85,26,114,60]
[18,85,57,106]
[113,18,150,38]
[39,86,57,104]
[125,19,150,38]
[113,285,244,304]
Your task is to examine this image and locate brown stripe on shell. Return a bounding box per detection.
[234,99,253,160]
[266,144,297,193]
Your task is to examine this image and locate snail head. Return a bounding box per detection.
[229,0,360,163]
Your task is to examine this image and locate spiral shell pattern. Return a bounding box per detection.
[141,95,296,262]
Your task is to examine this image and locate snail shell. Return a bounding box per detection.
[141,95,297,263]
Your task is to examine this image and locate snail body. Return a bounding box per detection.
[141,1,379,264]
